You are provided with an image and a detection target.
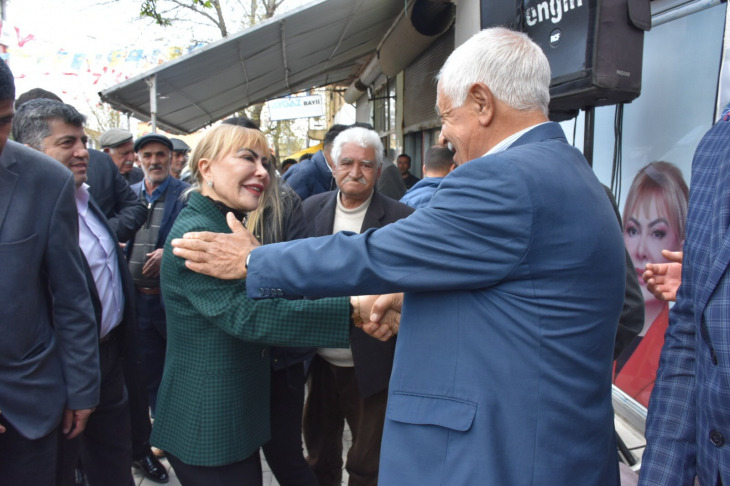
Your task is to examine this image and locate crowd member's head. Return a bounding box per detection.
[188,124,270,214]
[423,145,457,177]
[134,133,173,187]
[280,158,297,174]
[436,27,550,165]
[0,61,15,157]
[299,152,312,162]
[332,127,383,207]
[15,87,62,110]
[622,161,688,308]
[100,128,136,175]
[396,154,412,176]
[322,124,350,169]
[13,99,89,189]
[223,116,260,130]
[170,138,191,179]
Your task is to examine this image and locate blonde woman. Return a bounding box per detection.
[152,125,374,485]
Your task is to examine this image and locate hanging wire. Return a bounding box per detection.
[572,115,578,147]
[610,104,625,203]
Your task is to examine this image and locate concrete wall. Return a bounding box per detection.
[454,0,481,47]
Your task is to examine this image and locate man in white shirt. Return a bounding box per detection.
[298,127,414,486]
[13,99,138,486]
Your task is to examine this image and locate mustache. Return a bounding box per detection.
[148,164,163,171]
[343,176,367,185]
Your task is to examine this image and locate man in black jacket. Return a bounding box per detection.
[301,126,414,486]
[100,128,144,185]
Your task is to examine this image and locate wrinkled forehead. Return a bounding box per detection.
[337,142,376,163]
[47,118,85,139]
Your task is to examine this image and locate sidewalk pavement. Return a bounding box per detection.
[132,426,353,486]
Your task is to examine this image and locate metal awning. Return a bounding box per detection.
[99,0,405,134]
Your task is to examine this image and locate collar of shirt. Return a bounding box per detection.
[143,176,171,204]
[483,122,549,157]
[75,183,92,216]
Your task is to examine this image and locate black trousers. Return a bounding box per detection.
[302,355,388,486]
[57,332,133,486]
[261,363,318,486]
[121,342,154,459]
[167,450,262,486]
[0,415,58,486]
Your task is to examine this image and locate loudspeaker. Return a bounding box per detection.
[480,0,651,121]
[522,0,651,119]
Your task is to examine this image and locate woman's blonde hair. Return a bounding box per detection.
[622,161,689,242]
[187,124,285,243]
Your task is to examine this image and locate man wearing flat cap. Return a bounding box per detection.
[169,138,190,181]
[127,134,189,418]
[101,128,144,185]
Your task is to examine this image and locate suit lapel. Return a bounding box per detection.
[361,192,385,232]
[697,158,730,314]
[0,160,18,234]
[314,192,337,237]
[698,217,730,314]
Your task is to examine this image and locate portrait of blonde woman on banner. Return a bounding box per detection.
[613,161,689,408]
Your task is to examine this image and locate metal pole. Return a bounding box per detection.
[148,74,158,133]
[583,107,595,167]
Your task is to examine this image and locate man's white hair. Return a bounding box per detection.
[331,127,384,168]
[437,27,551,116]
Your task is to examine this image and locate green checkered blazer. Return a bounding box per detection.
[151,191,351,466]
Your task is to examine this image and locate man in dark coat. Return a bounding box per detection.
[300,126,414,486]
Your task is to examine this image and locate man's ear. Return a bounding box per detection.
[102,147,110,154]
[468,83,495,127]
[448,163,457,173]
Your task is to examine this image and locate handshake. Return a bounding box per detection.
[350,293,403,341]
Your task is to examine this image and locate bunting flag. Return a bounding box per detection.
[0,19,202,89]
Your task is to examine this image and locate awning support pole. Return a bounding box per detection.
[147,74,158,133]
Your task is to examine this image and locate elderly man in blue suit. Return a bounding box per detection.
[172,28,626,486]
[638,106,730,486]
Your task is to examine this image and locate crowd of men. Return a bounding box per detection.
[3,25,730,486]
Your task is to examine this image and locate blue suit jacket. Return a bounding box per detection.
[128,176,189,249]
[400,177,444,209]
[281,150,333,201]
[246,123,625,485]
[640,113,730,486]
[0,141,100,439]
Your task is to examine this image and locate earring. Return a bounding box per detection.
[206,180,214,188]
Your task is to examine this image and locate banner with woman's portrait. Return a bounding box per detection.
[556,5,729,410]
[612,163,688,408]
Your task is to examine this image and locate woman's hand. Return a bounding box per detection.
[352,293,404,341]
[643,250,683,302]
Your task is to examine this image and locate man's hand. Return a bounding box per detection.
[142,248,164,278]
[62,407,95,440]
[353,293,404,341]
[171,213,260,280]
[643,250,683,302]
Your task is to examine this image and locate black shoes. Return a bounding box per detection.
[133,453,170,483]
